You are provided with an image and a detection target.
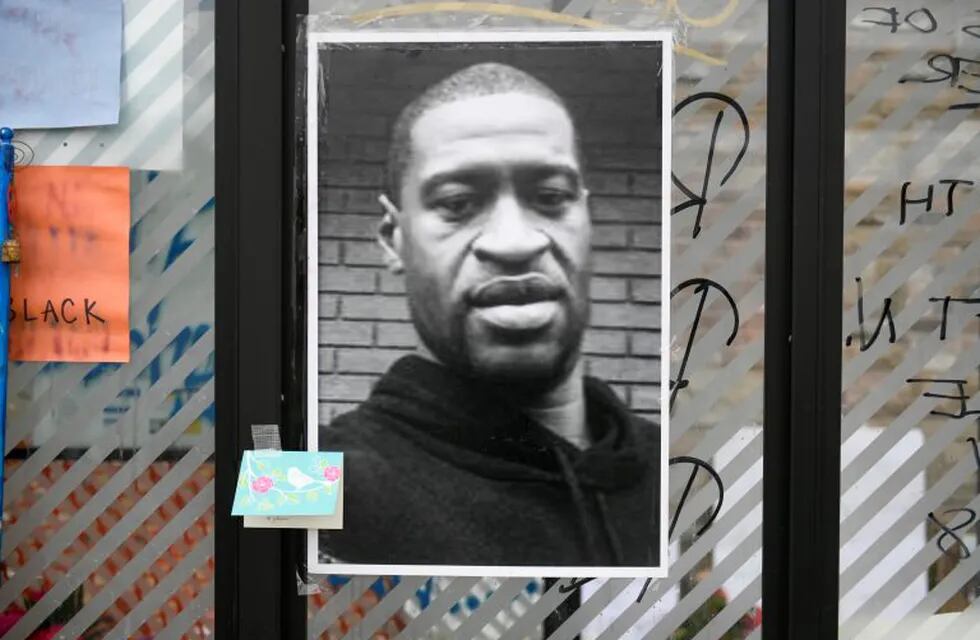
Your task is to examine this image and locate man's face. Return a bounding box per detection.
[387,91,592,388]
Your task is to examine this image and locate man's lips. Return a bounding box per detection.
[467,275,563,307]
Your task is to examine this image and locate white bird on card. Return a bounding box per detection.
[287,467,315,489]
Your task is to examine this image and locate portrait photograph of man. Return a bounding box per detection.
[306,32,670,577]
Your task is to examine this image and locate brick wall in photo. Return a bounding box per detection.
[317,44,664,423]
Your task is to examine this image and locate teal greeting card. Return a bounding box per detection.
[232,450,343,517]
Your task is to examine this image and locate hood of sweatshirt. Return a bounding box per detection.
[360,355,654,492]
[322,355,661,567]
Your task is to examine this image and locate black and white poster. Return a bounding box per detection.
[306,31,671,578]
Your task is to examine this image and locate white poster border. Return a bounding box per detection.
[305,29,673,579]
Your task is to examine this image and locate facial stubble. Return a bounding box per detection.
[404,242,592,395]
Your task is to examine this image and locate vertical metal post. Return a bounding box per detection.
[765,1,846,637]
[282,1,310,635]
[215,1,299,637]
[0,127,14,566]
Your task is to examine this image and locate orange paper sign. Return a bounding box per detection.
[10,166,130,362]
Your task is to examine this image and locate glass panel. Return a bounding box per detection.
[304,1,767,638]
[1,0,216,637]
[839,1,980,637]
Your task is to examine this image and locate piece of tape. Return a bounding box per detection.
[251,423,282,451]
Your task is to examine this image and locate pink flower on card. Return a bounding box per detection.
[323,466,341,482]
[252,476,274,493]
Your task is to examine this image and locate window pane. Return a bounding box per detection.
[840,1,980,636]
[1,0,216,636]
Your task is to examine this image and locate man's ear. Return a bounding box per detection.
[377,194,404,274]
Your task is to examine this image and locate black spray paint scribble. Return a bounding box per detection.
[670,278,739,410]
[845,276,896,351]
[861,6,980,109]
[927,439,980,559]
[558,456,725,603]
[899,179,974,225]
[558,92,743,606]
[861,6,980,39]
[861,6,938,33]
[637,456,725,603]
[928,297,980,341]
[843,172,976,351]
[899,53,980,111]
[929,509,976,559]
[671,92,749,239]
[845,264,978,350]
[906,378,980,419]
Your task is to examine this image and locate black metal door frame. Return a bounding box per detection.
[214,0,306,638]
[214,1,847,638]
[764,1,845,638]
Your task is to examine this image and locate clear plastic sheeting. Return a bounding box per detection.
[302,0,767,638]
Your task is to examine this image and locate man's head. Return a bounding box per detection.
[377,62,592,391]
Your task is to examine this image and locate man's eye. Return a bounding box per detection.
[435,194,480,219]
[531,189,574,212]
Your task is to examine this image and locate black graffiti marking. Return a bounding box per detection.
[861,6,937,33]
[902,7,937,32]
[926,440,980,558]
[899,53,980,86]
[671,92,749,239]
[558,577,594,594]
[906,377,980,419]
[929,509,976,559]
[636,578,656,603]
[900,179,974,224]
[558,456,725,602]
[899,53,980,110]
[964,11,980,39]
[845,277,896,350]
[928,296,980,340]
[668,456,725,539]
[637,456,725,603]
[669,278,739,410]
[924,440,980,559]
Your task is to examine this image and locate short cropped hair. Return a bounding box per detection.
[386,62,577,205]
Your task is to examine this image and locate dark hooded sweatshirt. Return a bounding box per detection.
[319,355,660,567]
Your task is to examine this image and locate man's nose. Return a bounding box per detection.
[471,192,550,266]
